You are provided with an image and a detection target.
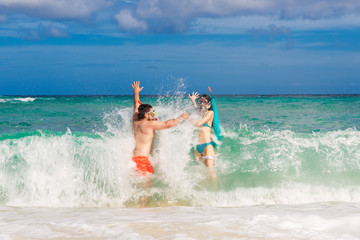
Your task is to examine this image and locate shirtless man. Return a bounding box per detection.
[131,81,188,175]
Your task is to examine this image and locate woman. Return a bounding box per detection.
[189,88,222,181]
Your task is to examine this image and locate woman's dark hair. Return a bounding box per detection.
[199,94,212,110]
[138,104,152,119]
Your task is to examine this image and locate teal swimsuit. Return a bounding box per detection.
[196,141,216,154]
[202,123,211,128]
[195,121,216,154]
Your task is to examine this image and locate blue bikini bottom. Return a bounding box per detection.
[195,141,216,155]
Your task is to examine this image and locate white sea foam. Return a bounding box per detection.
[0,203,360,239]
[0,130,136,207]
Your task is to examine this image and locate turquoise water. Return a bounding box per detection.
[1,95,360,207]
[1,95,359,134]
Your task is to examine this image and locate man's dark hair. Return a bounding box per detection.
[199,94,213,110]
[138,104,152,119]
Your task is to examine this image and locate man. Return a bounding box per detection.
[131,81,188,175]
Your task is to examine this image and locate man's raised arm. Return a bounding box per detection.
[131,81,143,121]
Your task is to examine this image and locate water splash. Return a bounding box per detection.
[1,93,360,207]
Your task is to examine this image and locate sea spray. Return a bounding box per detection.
[1,95,360,207]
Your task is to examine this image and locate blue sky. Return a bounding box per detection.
[1,0,360,95]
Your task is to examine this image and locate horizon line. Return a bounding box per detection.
[1,94,360,97]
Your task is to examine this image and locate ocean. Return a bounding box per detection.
[1,94,360,239]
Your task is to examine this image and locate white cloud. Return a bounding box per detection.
[146,0,360,19]
[24,30,41,40]
[115,9,147,31]
[2,0,360,34]
[122,0,360,33]
[193,14,360,35]
[0,0,111,20]
[248,24,291,37]
[0,14,7,22]
[39,24,69,38]
[18,23,69,40]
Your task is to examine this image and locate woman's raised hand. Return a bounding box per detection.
[188,92,199,101]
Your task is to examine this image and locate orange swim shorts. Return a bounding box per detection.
[132,156,154,175]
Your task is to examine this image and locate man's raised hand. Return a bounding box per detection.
[132,81,143,93]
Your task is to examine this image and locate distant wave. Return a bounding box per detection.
[0,97,36,103]
[13,97,36,102]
